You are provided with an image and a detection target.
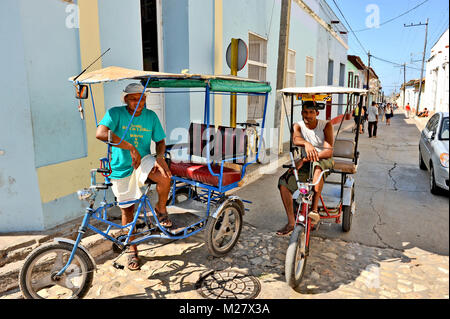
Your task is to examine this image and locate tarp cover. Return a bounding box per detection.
[69,66,271,93]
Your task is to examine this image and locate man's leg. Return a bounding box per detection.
[120,204,140,270]
[368,122,373,137]
[373,121,378,137]
[279,184,296,227]
[147,169,171,222]
[309,166,324,225]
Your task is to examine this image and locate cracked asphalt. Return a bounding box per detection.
[242,110,449,256]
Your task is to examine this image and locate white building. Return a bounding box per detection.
[424,28,449,113]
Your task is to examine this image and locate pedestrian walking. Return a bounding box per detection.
[405,103,411,118]
[368,101,379,138]
[385,103,394,125]
[379,103,385,122]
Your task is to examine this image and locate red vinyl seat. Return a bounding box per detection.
[170,162,241,187]
[168,123,247,187]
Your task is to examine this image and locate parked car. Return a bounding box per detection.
[419,111,449,194]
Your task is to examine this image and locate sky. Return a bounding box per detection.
[325,0,449,96]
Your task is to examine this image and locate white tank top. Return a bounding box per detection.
[297,119,327,152]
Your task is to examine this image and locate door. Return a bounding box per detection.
[141,0,165,153]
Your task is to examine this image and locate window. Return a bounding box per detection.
[287,49,296,88]
[305,56,314,87]
[327,59,334,85]
[348,72,354,88]
[247,33,268,120]
[426,114,440,133]
[354,75,360,88]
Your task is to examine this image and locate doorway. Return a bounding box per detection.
[140,0,165,152]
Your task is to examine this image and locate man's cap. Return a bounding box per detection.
[121,83,149,103]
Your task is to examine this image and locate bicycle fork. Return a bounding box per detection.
[54,210,93,278]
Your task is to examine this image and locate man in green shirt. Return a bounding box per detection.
[96,83,171,270]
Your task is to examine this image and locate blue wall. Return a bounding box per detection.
[19,0,86,168]
[0,0,44,231]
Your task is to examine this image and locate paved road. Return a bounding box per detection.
[242,111,449,255]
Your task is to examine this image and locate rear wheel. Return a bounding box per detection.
[205,201,243,257]
[19,242,94,299]
[342,186,354,232]
[285,225,308,291]
[419,147,427,170]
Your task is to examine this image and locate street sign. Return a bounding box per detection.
[226,38,248,71]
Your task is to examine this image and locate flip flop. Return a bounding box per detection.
[127,254,141,271]
[155,208,173,228]
[276,224,294,236]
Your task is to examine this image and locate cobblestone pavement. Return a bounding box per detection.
[3,221,447,299]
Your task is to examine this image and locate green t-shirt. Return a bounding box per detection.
[99,106,166,179]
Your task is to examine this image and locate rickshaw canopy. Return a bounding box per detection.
[279,86,367,95]
[69,66,271,93]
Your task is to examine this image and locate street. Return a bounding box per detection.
[1,110,448,300]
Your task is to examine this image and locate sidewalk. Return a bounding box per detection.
[0,120,353,296]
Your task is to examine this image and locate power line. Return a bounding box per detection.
[353,0,430,32]
[331,0,368,55]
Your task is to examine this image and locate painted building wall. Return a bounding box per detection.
[424,29,449,113]
[0,0,44,231]
[1,0,352,232]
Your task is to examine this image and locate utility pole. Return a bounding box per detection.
[366,51,371,107]
[404,18,429,116]
[275,0,292,154]
[403,63,406,108]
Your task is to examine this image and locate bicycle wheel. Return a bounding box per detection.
[285,225,308,291]
[342,185,354,232]
[256,136,268,164]
[19,242,94,299]
[205,201,243,257]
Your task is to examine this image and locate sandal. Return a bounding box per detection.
[127,253,141,271]
[276,224,294,236]
[155,208,173,228]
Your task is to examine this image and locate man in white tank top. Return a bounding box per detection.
[277,102,334,236]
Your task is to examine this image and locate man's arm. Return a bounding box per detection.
[293,123,333,162]
[153,139,172,178]
[96,124,141,169]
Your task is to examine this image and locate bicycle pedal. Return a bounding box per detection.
[113,262,124,270]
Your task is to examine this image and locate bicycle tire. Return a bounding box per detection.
[205,201,243,257]
[19,242,94,299]
[285,225,308,291]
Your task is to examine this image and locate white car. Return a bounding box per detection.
[419,112,449,194]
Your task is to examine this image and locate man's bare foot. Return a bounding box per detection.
[276,224,294,236]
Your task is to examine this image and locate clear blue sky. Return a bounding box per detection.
[326,0,449,96]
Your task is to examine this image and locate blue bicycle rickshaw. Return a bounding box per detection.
[19,66,271,299]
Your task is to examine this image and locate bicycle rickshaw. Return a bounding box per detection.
[278,86,367,290]
[19,66,271,299]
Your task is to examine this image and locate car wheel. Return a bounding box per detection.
[419,146,427,170]
[429,163,439,195]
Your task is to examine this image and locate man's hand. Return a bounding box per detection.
[304,142,320,162]
[152,157,172,178]
[130,148,141,169]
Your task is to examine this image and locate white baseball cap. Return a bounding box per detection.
[120,83,149,104]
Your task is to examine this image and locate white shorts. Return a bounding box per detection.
[111,155,156,208]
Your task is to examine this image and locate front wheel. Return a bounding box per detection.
[19,242,94,299]
[205,201,243,257]
[285,225,308,291]
[429,164,439,195]
[256,136,268,164]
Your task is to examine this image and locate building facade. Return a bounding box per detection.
[423,28,449,114]
[1,0,350,232]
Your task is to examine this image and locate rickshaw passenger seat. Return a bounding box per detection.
[332,139,357,174]
[169,122,247,187]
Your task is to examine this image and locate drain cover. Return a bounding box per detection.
[196,270,261,299]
